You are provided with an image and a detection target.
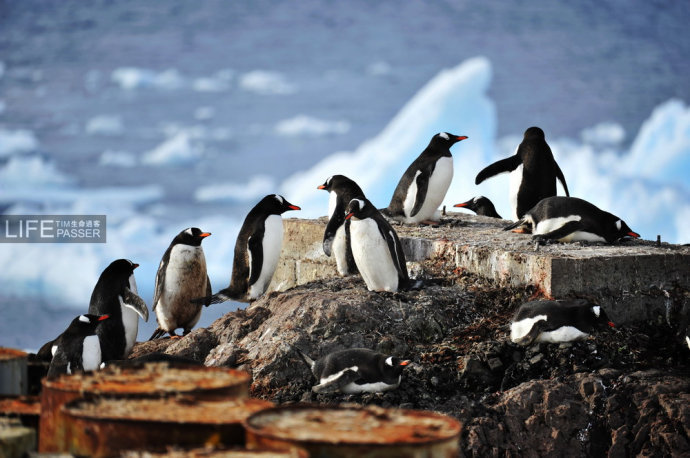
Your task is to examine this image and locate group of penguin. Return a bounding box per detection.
[38,125,668,395]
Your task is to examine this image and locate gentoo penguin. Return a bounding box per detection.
[453,196,502,218]
[47,314,110,378]
[205,194,300,304]
[149,228,212,340]
[510,299,614,346]
[383,132,468,224]
[475,126,569,220]
[504,196,640,243]
[296,347,410,394]
[88,259,149,361]
[346,197,413,292]
[317,175,365,276]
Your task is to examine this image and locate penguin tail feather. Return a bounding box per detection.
[293,346,315,371]
[503,219,525,231]
[149,328,165,341]
[191,290,233,306]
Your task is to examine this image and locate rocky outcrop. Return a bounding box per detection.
[131,269,690,456]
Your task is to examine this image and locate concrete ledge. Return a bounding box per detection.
[270,213,690,323]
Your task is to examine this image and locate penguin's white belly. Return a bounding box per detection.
[332,224,350,276]
[327,191,338,219]
[156,245,207,331]
[341,376,401,394]
[510,315,547,342]
[120,273,140,356]
[248,215,283,299]
[81,335,102,371]
[350,219,399,291]
[402,157,453,223]
[537,326,589,343]
[535,215,606,242]
[509,163,524,220]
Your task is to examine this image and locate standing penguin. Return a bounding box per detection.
[510,299,614,346]
[383,132,468,224]
[317,175,365,276]
[296,347,410,394]
[88,259,149,361]
[475,127,569,220]
[205,194,300,304]
[47,313,110,378]
[504,196,640,243]
[453,196,502,218]
[346,197,412,292]
[149,228,212,340]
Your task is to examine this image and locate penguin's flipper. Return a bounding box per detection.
[533,220,584,242]
[36,338,57,362]
[152,257,167,312]
[555,161,570,197]
[382,227,410,284]
[475,155,522,185]
[312,367,361,394]
[504,218,527,231]
[409,169,431,218]
[121,288,150,322]
[515,320,549,346]
[323,208,345,257]
[204,275,213,307]
[247,234,264,287]
[47,353,69,378]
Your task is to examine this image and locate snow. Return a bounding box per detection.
[239,70,297,95]
[0,156,71,188]
[0,129,38,157]
[141,130,203,166]
[581,122,625,147]
[275,115,350,137]
[195,175,275,202]
[85,115,124,136]
[111,67,184,90]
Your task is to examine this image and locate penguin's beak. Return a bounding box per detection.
[317,185,326,190]
[133,263,139,269]
[400,360,411,366]
[456,136,468,141]
[98,315,110,321]
[627,231,640,238]
[200,232,211,238]
[608,321,615,328]
[453,202,468,208]
[345,212,354,220]
[288,205,301,211]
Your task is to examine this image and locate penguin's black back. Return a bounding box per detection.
[315,348,403,385]
[515,127,563,218]
[47,314,104,377]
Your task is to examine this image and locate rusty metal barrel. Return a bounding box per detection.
[39,362,250,453]
[0,348,28,396]
[121,447,308,457]
[62,396,274,457]
[0,396,40,433]
[244,404,462,457]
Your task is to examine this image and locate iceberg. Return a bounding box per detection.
[0,129,38,157]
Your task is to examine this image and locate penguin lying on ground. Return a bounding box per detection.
[383,132,468,224]
[317,175,365,276]
[202,194,300,304]
[504,196,640,243]
[150,228,212,340]
[47,314,110,378]
[346,197,419,292]
[453,196,502,218]
[510,299,614,346]
[475,126,569,220]
[296,347,410,394]
[88,259,149,361]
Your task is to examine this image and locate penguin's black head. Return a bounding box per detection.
[345,198,371,220]
[454,196,484,212]
[66,313,110,334]
[524,126,545,139]
[257,194,301,215]
[613,218,640,241]
[380,355,411,377]
[431,132,468,147]
[101,259,139,281]
[317,175,358,192]
[587,303,615,331]
[317,176,337,191]
[174,227,211,247]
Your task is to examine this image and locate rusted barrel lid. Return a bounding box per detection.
[0,348,27,361]
[44,362,250,397]
[0,396,40,417]
[244,404,462,457]
[121,447,308,457]
[40,362,250,453]
[61,396,274,457]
